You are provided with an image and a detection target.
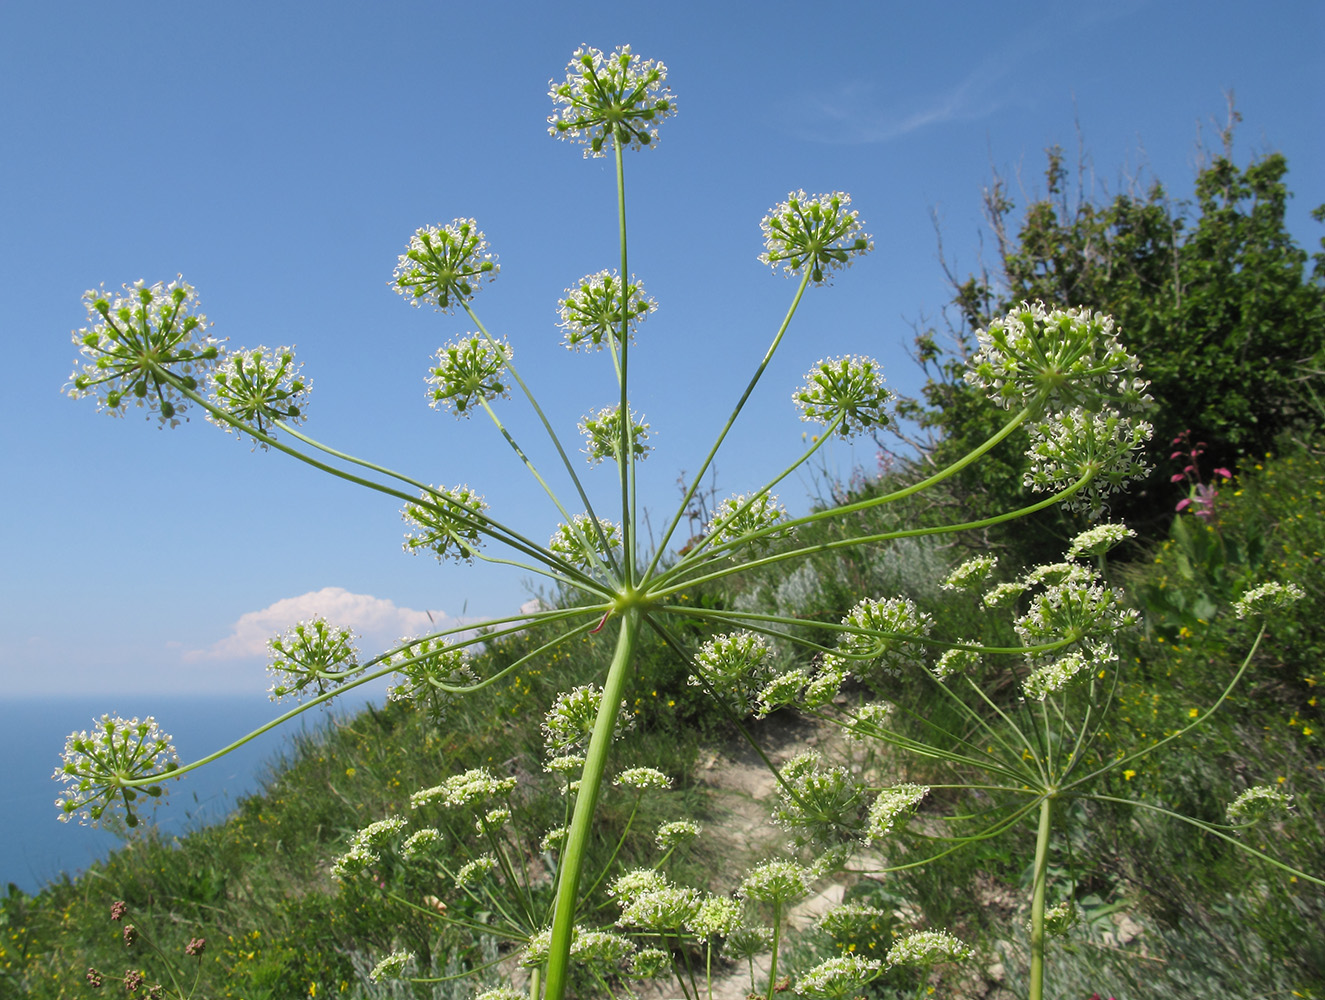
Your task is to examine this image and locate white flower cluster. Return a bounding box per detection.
[964,301,1149,416]
[738,859,814,904]
[66,278,221,426]
[613,871,700,930]
[579,404,651,464]
[543,683,632,755]
[266,617,361,703]
[865,783,928,842]
[54,715,179,828]
[687,894,742,937]
[933,645,980,681]
[401,485,488,563]
[772,749,862,844]
[548,45,676,156]
[392,220,498,313]
[331,816,406,880]
[1024,407,1154,515]
[1066,522,1135,559]
[1233,581,1306,619]
[655,819,701,849]
[614,767,671,790]
[689,630,778,717]
[410,767,516,811]
[794,355,892,438]
[559,270,656,350]
[706,492,791,554]
[885,928,971,967]
[384,636,477,720]
[827,595,934,681]
[1225,784,1294,825]
[425,334,513,417]
[759,191,873,285]
[941,555,999,592]
[548,514,622,572]
[795,954,882,998]
[207,345,309,445]
[454,853,497,888]
[368,950,413,983]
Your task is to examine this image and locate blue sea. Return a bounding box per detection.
[1,694,376,896]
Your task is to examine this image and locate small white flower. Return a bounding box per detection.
[401,486,488,563]
[1233,581,1306,619]
[559,271,656,350]
[934,645,980,681]
[208,345,309,445]
[66,278,221,426]
[885,928,971,967]
[425,334,513,417]
[794,355,892,438]
[706,493,790,553]
[548,45,676,156]
[964,301,1150,417]
[614,767,671,790]
[738,860,814,904]
[266,618,361,703]
[865,784,928,842]
[1226,784,1294,825]
[454,854,497,888]
[411,767,516,810]
[548,514,622,572]
[942,555,999,592]
[393,220,497,312]
[53,715,179,828]
[795,954,882,998]
[759,191,873,284]
[368,950,412,983]
[579,404,651,464]
[1067,522,1136,559]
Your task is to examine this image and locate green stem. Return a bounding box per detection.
[613,137,636,586]
[1028,795,1054,1000]
[543,607,643,1000]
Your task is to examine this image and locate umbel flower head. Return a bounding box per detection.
[580,405,651,464]
[66,278,221,426]
[385,636,478,721]
[706,492,790,554]
[208,345,309,445]
[548,44,676,156]
[393,220,498,313]
[559,270,656,350]
[548,514,623,572]
[688,630,778,718]
[1023,406,1154,515]
[426,334,513,416]
[54,715,179,828]
[266,618,362,702]
[401,485,488,563]
[964,301,1151,417]
[795,355,893,438]
[759,191,873,284]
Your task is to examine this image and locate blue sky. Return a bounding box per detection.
[2,0,1322,700]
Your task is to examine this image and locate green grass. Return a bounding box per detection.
[4,442,1322,999]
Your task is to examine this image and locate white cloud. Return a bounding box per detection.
[186,587,451,661]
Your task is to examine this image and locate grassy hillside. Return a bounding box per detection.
[3,441,1322,999]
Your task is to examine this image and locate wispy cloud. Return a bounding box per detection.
[781,63,1007,146]
[186,587,452,661]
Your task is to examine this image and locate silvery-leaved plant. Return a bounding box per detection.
[56,42,1320,1000]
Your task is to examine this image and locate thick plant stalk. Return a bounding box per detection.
[1028,795,1054,1000]
[543,606,643,1000]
